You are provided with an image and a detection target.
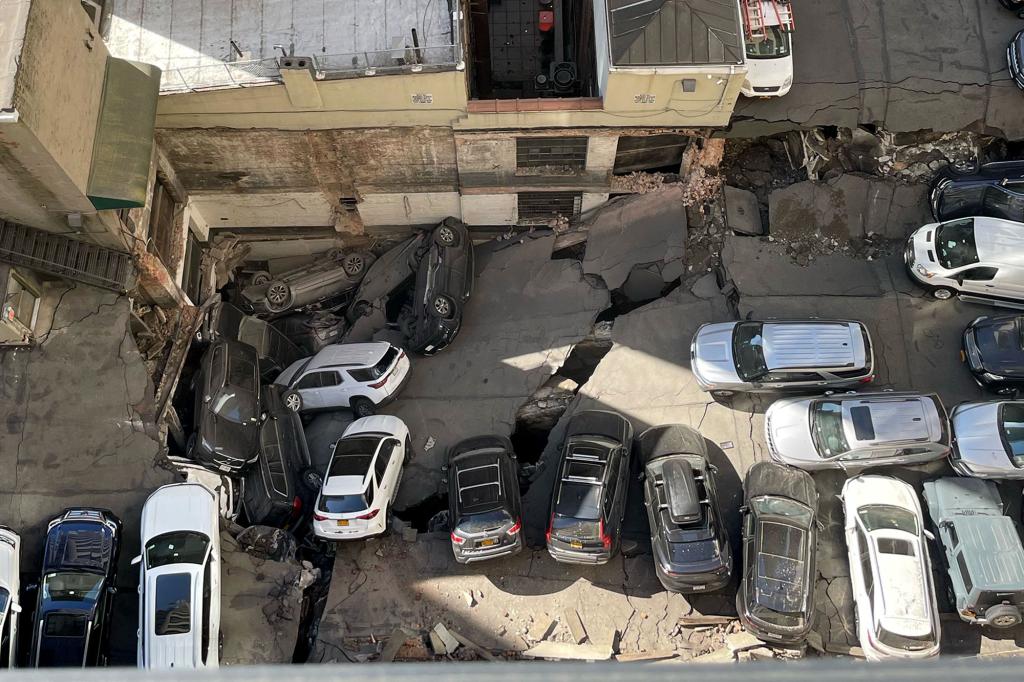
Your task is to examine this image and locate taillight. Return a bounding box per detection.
[369,376,388,389]
[859,375,874,384]
[357,509,380,520]
[545,514,553,544]
[450,531,465,545]
[507,519,522,536]
[290,497,302,519]
[600,519,612,550]
[313,512,328,521]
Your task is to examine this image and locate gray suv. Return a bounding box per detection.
[923,477,1024,629]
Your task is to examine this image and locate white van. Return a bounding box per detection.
[740,0,795,97]
[136,484,221,669]
[906,216,1024,306]
[0,528,20,668]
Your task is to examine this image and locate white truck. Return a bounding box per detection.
[740,0,795,98]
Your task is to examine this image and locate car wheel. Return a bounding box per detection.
[351,397,376,418]
[265,281,294,312]
[433,295,455,319]
[931,286,956,301]
[986,604,1022,629]
[251,270,272,286]
[283,390,303,412]
[436,224,458,246]
[949,158,978,175]
[342,253,368,277]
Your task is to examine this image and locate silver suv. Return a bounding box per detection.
[691,320,874,397]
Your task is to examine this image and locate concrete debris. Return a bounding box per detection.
[401,526,418,543]
[677,615,737,627]
[614,650,679,663]
[725,631,767,654]
[424,436,436,452]
[565,609,589,645]
[516,375,579,432]
[723,186,764,236]
[433,623,460,655]
[447,628,500,662]
[679,138,725,207]
[379,628,415,663]
[235,525,297,562]
[523,641,613,661]
[428,629,447,656]
[611,171,667,194]
[464,591,477,608]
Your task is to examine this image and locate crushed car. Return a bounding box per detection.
[347,218,474,355]
[242,248,374,316]
[200,301,303,378]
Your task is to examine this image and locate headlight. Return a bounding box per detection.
[742,79,751,91]
[783,75,793,88]
[981,372,1003,382]
[914,264,934,279]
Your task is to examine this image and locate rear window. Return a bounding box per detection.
[554,481,602,521]
[228,352,257,391]
[348,347,399,383]
[154,573,192,636]
[44,613,87,638]
[858,505,918,535]
[457,509,514,534]
[877,537,915,556]
[999,402,1024,468]
[328,437,380,477]
[876,626,933,651]
[811,401,851,456]
[934,218,978,269]
[319,490,373,514]
[566,460,604,481]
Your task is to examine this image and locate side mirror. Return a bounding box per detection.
[11,603,22,614]
[923,529,936,541]
[130,555,142,566]
[440,477,448,485]
[440,465,448,472]
[108,585,118,595]
[203,395,212,403]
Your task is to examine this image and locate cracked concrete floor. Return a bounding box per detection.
[734,0,1024,141]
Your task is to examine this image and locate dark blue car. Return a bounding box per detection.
[29,509,121,668]
[929,160,1024,223]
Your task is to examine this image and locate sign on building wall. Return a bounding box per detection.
[411,93,434,104]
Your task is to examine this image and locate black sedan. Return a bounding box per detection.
[446,436,522,563]
[929,160,1024,222]
[243,385,321,530]
[1011,28,1024,90]
[963,314,1024,395]
[29,509,121,667]
[546,410,633,565]
[737,462,818,646]
[189,340,263,473]
[638,425,732,593]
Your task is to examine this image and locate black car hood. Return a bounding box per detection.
[42,522,115,574]
[743,462,816,508]
[197,410,259,462]
[973,316,1024,376]
[351,234,423,307]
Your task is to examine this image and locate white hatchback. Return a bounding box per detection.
[0,527,20,668]
[275,342,410,418]
[843,475,940,661]
[136,483,221,670]
[313,416,410,541]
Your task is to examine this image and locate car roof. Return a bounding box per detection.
[308,342,391,370]
[955,516,1024,589]
[754,519,809,615]
[761,321,864,371]
[970,217,1024,263]
[453,450,506,514]
[873,539,931,631]
[744,462,816,508]
[839,395,939,445]
[325,434,385,490]
[661,459,701,525]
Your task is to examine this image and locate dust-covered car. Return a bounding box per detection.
[638,425,732,594]
[929,160,1024,223]
[950,400,1024,478]
[200,301,303,377]
[446,436,522,563]
[348,218,474,355]
[962,314,1024,395]
[736,462,817,645]
[242,249,374,315]
[271,311,347,355]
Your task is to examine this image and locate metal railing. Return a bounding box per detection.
[159,12,463,93]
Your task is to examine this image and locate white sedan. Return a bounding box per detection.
[313,416,410,541]
[843,475,940,661]
[950,400,1024,478]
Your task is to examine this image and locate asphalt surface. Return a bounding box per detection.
[733,0,1024,140]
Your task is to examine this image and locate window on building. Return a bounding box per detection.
[3,270,40,332]
[517,192,582,224]
[516,137,588,171]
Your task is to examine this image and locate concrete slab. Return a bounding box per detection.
[382,234,609,509]
[724,186,763,236]
[733,0,1024,141]
[582,187,687,291]
[0,286,175,572]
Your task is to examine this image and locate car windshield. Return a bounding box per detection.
[934,218,978,269]
[0,587,8,615]
[41,572,104,603]
[209,387,255,423]
[745,25,791,58]
[811,401,851,456]
[751,496,813,525]
[228,352,257,392]
[145,531,210,569]
[154,573,192,636]
[318,492,371,514]
[733,322,768,381]
[876,625,933,651]
[1000,402,1024,468]
[857,505,918,535]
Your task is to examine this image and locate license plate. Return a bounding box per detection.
[570,540,583,549]
[479,538,496,547]
[691,585,707,591]
[336,520,349,527]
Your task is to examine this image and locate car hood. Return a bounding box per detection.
[42,521,115,574]
[953,402,1017,473]
[692,323,741,384]
[765,398,820,464]
[141,485,217,541]
[745,53,793,87]
[971,317,1024,377]
[197,410,259,462]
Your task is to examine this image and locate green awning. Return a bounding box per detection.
[87,58,161,210]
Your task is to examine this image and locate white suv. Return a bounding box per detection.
[274,342,410,418]
[0,527,20,668]
[313,416,410,540]
[136,483,221,670]
[843,475,940,661]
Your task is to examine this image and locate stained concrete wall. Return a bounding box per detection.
[461,194,516,226]
[357,192,462,227]
[189,192,337,228]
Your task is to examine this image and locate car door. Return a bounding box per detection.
[761,371,827,390]
[956,266,1001,297]
[740,510,755,609]
[375,440,399,504]
[294,371,341,409]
